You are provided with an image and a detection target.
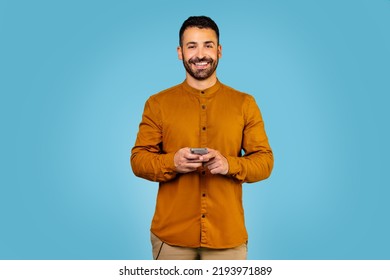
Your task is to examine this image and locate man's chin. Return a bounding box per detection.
[189,69,216,81]
[190,74,211,81]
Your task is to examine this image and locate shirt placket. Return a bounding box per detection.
[199,90,208,245]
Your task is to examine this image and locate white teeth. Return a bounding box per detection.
[195,62,208,66]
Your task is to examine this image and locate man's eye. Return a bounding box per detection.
[206,45,213,48]
[188,45,195,49]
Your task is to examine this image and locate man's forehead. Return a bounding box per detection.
[182,27,218,43]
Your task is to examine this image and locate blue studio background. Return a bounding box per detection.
[1,0,389,260]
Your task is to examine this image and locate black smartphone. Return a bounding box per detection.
[190,148,208,155]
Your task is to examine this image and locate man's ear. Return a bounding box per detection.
[218,44,222,59]
[177,46,183,60]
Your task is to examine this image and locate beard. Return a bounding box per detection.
[182,55,219,81]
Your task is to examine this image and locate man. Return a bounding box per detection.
[131,16,273,260]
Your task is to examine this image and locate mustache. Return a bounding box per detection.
[188,57,214,64]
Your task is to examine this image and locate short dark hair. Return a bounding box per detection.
[179,16,220,46]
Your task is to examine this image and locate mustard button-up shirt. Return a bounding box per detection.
[131,80,273,249]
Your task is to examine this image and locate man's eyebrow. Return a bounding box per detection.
[186,41,216,46]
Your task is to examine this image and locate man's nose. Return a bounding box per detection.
[196,46,205,58]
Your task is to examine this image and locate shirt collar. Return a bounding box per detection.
[181,79,222,98]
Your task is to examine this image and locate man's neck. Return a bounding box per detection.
[185,74,218,91]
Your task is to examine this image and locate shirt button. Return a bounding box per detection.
[201,91,205,94]
[201,171,206,176]
[202,127,206,131]
[202,214,206,218]
[202,193,206,197]
[202,105,206,109]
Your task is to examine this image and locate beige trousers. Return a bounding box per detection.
[151,232,247,260]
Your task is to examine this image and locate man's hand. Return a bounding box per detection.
[202,148,229,175]
[174,147,204,173]
[174,147,229,175]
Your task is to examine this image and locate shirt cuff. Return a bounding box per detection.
[161,152,177,175]
[225,156,241,176]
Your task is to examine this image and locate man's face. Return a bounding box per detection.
[178,27,222,81]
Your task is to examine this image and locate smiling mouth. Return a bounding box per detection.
[193,61,209,69]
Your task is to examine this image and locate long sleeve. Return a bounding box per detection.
[130,96,177,182]
[225,95,274,183]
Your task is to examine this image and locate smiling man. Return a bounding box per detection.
[131,16,273,260]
